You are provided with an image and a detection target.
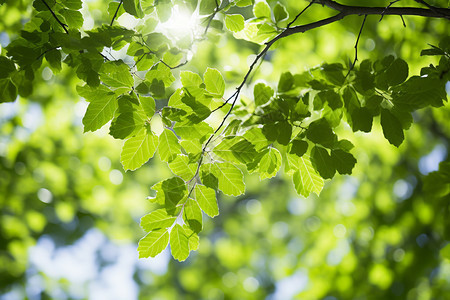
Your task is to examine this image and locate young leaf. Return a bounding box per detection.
[168,154,197,181]
[121,129,158,170]
[380,108,404,147]
[288,154,324,197]
[195,184,219,218]
[99,60,134,88]
[180,71,203,87]
[254,82,274,106]
[225,14,245,32]
[213,136,257,164]
[170,224,190,262]
[273,2,288,23]
[82,91,117,132]
[213,162,246,196]
[140,96,156,118]
[258,147,282,179]
[138,229,169,258]
[123,0,144,18]
[149,177,187,209]
[253,0,271,19]
[140,209,177,232]
[183,225,200,251]
[183,198,203,233]
[204,68,225,97]
[159,128,182,162]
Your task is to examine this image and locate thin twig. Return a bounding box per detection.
[203,0,221,35]
[346,14,367,78]
[287,1,315,28]
[380,0,402,22]
[189,0,450,184]
[41,0,69,34]
[110,0,123,26]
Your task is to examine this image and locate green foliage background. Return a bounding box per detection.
[0,0,450,299]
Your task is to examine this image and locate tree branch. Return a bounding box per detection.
[287,1,314,28]
[110,0,123,26]
[41,0,69,34]
[196,0,449,184]
[318,0,449,19]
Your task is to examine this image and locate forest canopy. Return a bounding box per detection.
[0,0,450,299]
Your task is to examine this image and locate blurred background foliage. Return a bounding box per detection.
[1,0,449,299]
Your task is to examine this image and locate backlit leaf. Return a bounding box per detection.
[121,129,158,170]
[204,68,225,97]
[195,185,219,217]
[140,209,177,232]
[159,128,182,162]
[170,224,190,262]
[138,229,169,258]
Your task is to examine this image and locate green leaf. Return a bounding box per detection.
[183,198,203,233]
[99,60,134,88]
[82,91,117,132]
[173,121,213,143]
[253,0,271,19]
[273,2,288,23]
[392,76,446,111]
[168,154,197,181]
[380,109,404,147]
[311,146,335,179]
[121,128,158,170]
[140,96,155,117]
[59,9,83,29]
[258,147,282,179]
[254,82,274,106]
[243,127,271,151]
[225,14,245,32]
[351,107,373,133]
[109,110,145,139]
[277,121,292,145]
[63,0,82,10]
[140,209,177,232]
[138,229,169,258]
[384,58,408,86]
[45,49,62,72]
[288,139,308,157]
[318,90,342,110]
[204,68,225,97]
[213,136,257,164]
[123,0,144,18]
[159,128,182,162]
[0,57,17,79]
[199,0,218,15]
[331,149,356,175]
[213,163,245,196]
[0,79,17,103]
[170,224,190,262]
[306,119,337,148]
[195,185,219,218]
[290,154,324,197]
[149,177,187,208]
[183,225,199,251]
[180,71,203,87]
[278,72,294,92]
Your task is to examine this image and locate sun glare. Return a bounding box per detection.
[159,5,200,40]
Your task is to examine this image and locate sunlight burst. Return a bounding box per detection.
[159,5,200,40]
